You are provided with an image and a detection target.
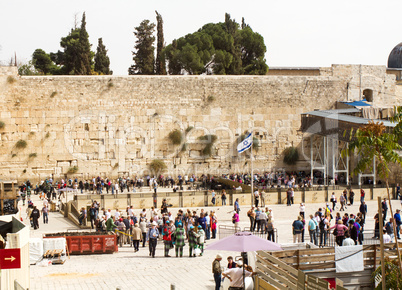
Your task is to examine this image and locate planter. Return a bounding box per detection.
[44,232,118,255]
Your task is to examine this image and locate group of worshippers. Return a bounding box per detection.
[93,205,218,258]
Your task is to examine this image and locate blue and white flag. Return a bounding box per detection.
[237,133,252,153]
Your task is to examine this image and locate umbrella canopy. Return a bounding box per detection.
[206,231,282,252]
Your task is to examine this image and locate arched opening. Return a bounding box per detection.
[363,89,373,102]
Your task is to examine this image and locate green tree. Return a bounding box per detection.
[343,121,402,282]
[32,49,54,74]
[163,13,267,75]
[77,12,93,75]
[155,11,166,75]
[94,38,112,75]
[59,12,94,75]
[128,20,155,75]
[18,60,39,75]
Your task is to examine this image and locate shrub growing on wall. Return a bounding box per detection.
[15,140,27,149]
[149,159,167,175]
[168,129,182,145]
[283,146,299,165]
[199,134,217,156]
[67,166,79,174]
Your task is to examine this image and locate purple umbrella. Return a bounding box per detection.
[206,231,282,252]
[206,232,282,290]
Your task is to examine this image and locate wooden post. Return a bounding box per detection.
[378,196,385,290]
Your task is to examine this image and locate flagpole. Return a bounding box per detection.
[251,133,253,207]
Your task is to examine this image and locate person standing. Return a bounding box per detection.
[349,189,355,205]
[188,226,197,257]
[382,198,388,221]
[259,209,268,234]
[30,206,40,230]
[132,223,142,252]
[196,225,205,256]
[360,188,365,203]
[210,211,217,239]
[247,206,256,232]
[232,211,240,232]
[221,190,227,206]
[162,220,172,257]
[175,222,185,257]
[359,201,368,223]
[234,198,240,214]
[41,205,49,224]
[330,192,337,210]
[147,222,159,258]
[339,194,345,211]
[308,214,318,245]
[139,218,147,247]
[212,254,223,290]
[267,217,275,242]
[211,190,216,206]
[292,216,303,243]
[394,209,402,239]
[254,190,259,207]
[330,220,348,246]
[89,205,96,229]
[286,188,292,206]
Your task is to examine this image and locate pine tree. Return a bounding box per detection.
[128,20,155,75]
[155,11,166,75]
[94,38,112,75]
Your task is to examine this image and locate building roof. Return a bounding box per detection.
[388,42,402,68]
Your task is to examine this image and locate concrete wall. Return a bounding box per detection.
[0,65,401,181]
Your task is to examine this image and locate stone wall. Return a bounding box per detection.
[0,65,400,181]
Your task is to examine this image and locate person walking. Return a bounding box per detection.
[212,254,223,290]
[359,201,368,223]
[188,226,197,257]
[330,192,337,210]
[147,222,159,258]
[234,198,240,214]
[267,217,275,242]
[41,205,49,224]
[132,223,142,252]
[349,189,355,205]
[382,198,388,221]
[162,220,173,257]
[30,206,40,230]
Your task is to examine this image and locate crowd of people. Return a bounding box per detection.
[78,200,218,258]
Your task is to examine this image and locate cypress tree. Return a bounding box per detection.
[94,38,112,75]
[77,12,93,75]
[155,11,166,75]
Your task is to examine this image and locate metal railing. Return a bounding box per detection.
[304,229,380,247]
[218,225,278,243]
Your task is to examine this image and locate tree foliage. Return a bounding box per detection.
[94,38,112,75]
[129,20,155,75]
[283,147,299,165]
[31,12,97,75]
[149,159,167,175]
[18,60,39,75]
[155,11,166,75]
[163,13,268,75]
[345,121,402,179]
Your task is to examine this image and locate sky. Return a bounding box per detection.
[1,0,401,75]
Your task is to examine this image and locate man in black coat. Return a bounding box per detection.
[359,201,367,223]
[30,206,40,230]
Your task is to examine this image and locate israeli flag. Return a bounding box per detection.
[237,133,252,153]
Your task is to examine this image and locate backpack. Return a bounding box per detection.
[90,208,96,217]
[319,218,326,230]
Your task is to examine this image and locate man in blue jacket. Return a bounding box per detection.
[394,209,402,239]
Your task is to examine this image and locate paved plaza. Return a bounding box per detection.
[23,190,402,289]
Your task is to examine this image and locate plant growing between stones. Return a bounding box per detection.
[15,140,27,149]
[0,121,5,129]
[185,126,193,134]
[67,166,79,174]
[107,81,114,89]
[149,159,167,175]
[283,146,299,165]
[207,95,215,102]
[50,91,58,98]
[168,129,182,145]
[11,154,17,158]
[29,153,37,158]
[199,134,217,156]
[22,169,26,173]
[7,76,16,84]
[45,132,50,138]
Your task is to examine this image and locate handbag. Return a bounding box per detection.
[333,226,338,236]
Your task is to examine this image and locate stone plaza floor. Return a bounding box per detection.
[23,190,402,289]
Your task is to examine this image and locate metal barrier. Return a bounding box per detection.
[304,229,380,247]
[218,225,278,243]
[243,227,279,243]
[218,225,242,239]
